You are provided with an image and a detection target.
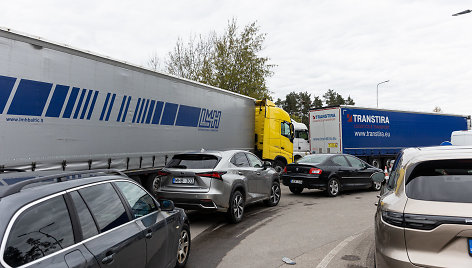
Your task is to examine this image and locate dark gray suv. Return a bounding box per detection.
[0,170,190,268]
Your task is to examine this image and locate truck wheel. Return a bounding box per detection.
[326,177,341,197]
[289,186,303,194]
[371,158,381,169]
[274,160,285,173]
[227,190,244,223]
[145,174,161,196]
[264,181,281,207]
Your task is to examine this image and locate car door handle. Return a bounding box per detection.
[256,172,261,175]
[102,252,115,264]
[238,172,243,175]
[145,230,153,239]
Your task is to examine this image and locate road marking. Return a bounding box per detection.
[316,233,361,268]
[235,216,274,238]
[211,223,226,232]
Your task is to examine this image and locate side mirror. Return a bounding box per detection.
[159,200,175,211]
[263,161,272,169]
[371,172,386,183]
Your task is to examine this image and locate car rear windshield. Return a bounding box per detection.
[167,154,219,169]
[406,159,472,203]
[297,154,330,164]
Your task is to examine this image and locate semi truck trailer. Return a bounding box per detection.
[310,106,469,168]
[0,28,293,194]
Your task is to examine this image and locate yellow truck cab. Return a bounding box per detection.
[255,99,294,171]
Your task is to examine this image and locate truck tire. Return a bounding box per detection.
[274,159,285,173]
[371,158,381,169]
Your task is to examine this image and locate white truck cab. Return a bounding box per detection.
[451,130,472,145]
[292,119,310,161]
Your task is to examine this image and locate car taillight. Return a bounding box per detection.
[309,168,322,175]
[196,172,227,180]
[381,211,458,230]
[282,167,287,173]
[157,170,170,176]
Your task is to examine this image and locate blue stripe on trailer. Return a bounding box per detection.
[122,96,131,122]
[132,98,142,123]
[8,79,52,116]
[45,85,69,118]
[176,105,202,127]
[136,98,146,123]
[73,89,87,119]
[105,94,116,121]
[87,91,99,120]
[145,100,156,124]
[140,99,150,123]
[99,93,111,121]
[0,75,17,114]
[63,87,80,118]
[161,102,178,126]
[80,90,93,119]
[151,101,164,125]
[116,95,127,122]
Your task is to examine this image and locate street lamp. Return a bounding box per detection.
[452,9,471,16]
[376,80,389,108]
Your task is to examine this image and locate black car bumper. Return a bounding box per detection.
[281,174,326,189]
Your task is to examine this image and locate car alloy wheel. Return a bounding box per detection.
[233,194,244,220]
[152,176,161,193]
[177,228,190,265]
[327,177,340,197]
[373,181,382,191]
[265,182,281,206]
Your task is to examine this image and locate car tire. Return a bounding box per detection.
[145,174,161,196]
[370,180,382,191]
[264,181,281,207]
[289,186,303,194]
[227,190,244,223]
[175,223,191,268]
[326,177,341,197]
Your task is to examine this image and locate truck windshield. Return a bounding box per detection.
[295,130,309,140]
[167,154,219,169]
[406,159,472,203]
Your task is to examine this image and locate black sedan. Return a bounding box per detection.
[281,154,382,197]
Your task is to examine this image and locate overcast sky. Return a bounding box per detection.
[2,0,471,115]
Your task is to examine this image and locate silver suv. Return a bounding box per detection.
[155,150,281,223]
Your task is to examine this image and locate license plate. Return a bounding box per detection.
[291,179,303,184]
[468,238,472,256]
[173,177,195,184]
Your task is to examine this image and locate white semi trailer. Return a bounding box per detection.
[0,28,260,193]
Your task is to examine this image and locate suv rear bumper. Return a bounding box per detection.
[156,190,228,212]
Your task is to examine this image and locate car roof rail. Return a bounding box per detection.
[0,169,127,198]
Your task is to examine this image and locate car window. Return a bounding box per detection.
[115,181,158,218]
[246,153,263,168]
[331,156,349,167]
[70,191,99,240]
[3,195,74,267]
[231,152,250,167]
[167,154,219,169]
[297,154,330,164]
[79,183,129,233]
[405,159,472,203]
[345,155,365,169]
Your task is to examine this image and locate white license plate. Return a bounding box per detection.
[291,179,303,184]
[173,177,195,184]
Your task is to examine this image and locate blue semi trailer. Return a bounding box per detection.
[309,106,470,168]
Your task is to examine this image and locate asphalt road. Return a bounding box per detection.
[186,185,378,268]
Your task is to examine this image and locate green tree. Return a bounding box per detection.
[164,19,274,99]
[322,89,355,106]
